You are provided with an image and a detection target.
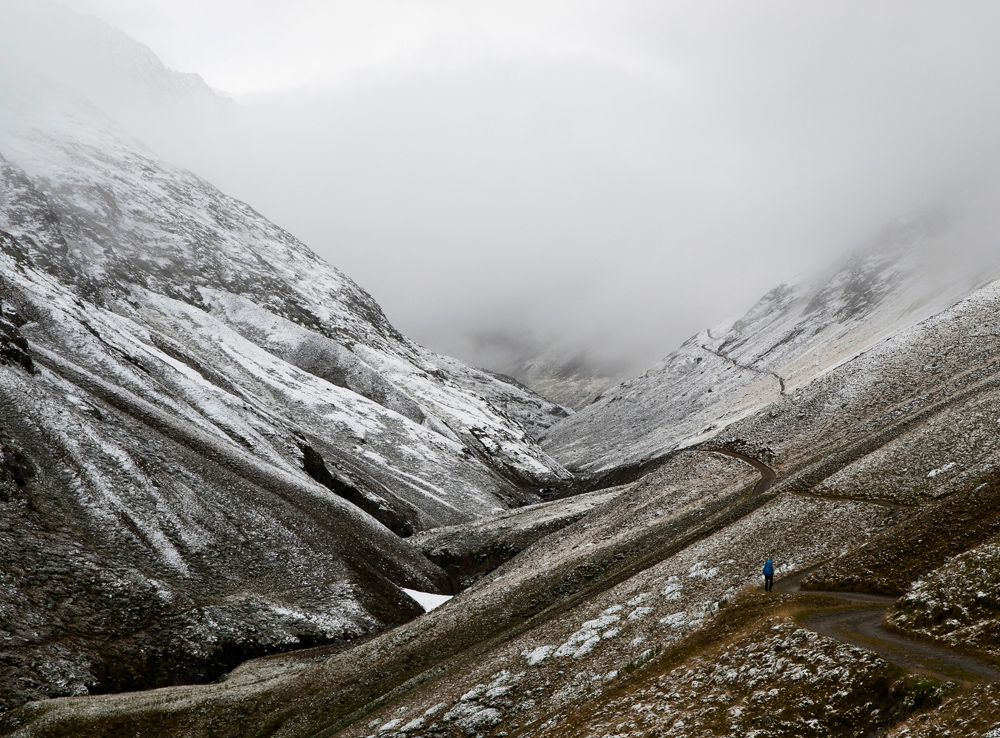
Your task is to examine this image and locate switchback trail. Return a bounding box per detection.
[714,456,1000,683]
[776,560,1000,683]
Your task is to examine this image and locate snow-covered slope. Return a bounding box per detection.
[0,92,570,517]
[29,255,1000,737]
[0,1,224,119]
[0,8,572,707]
[541,217,995,474]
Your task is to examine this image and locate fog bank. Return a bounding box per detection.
[14,1,1000,374]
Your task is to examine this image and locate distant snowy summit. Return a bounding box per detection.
[0,0,224,108]
[464,329,637,410]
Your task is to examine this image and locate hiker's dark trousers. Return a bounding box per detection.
[764,575,773,592]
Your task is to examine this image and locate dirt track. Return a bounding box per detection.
[743,466,1000,684]
[711,448,777,495]
[802,607,1000,682]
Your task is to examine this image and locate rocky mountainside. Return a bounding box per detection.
[5,6,1000,738]
[16,224,1000,737]
[0,9,572,709]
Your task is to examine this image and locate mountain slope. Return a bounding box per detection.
[0,13,572,708]
[16,252,1000,737]
[17,212,1000,736]
[0,90,570,511]
[541,216,994,475]
[6,5,1000,736]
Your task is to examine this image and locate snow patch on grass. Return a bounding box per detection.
[401,589,452,612]
[926,461,957,478]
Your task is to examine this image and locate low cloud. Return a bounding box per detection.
[11,1,1000,374]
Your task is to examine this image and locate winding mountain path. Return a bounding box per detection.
[710,448,777,496]
[802,607,1000,682]
[699,344,787,394]
[719,459,1000,684]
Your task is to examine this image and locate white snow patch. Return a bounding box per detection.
[460,684,486,702]
[522,645,557,666]
[401,588,452,612]
[926,461,957,478]
[687,561,719,579]
[572,635,602,659]
[662,578,683,600]
[555,612,621,659]
[659,611,693,629]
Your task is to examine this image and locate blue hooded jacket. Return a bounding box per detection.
[763,559,774,577]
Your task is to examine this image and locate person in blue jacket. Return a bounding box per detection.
[763,558,774,592]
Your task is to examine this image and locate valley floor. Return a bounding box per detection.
[5,446,1000,738]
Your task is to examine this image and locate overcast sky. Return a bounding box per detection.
[48,1,1000,373]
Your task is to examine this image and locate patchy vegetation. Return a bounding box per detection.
[543,618,944,738]
[888,539,1000,658]
[412,485,625,588]
[887,683,1000,737]
[325,492,895,738]
[802,474,1000,596]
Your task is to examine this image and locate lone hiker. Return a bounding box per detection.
[763,558,774,592]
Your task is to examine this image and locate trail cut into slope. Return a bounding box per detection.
[775,568,1000,683]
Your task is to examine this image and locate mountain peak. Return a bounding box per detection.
[0,1,225,118]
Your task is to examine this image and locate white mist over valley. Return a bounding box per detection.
[3,3,1000,737]
[12,0,1000,388]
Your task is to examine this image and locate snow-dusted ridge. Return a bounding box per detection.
[0,21,571,705]
[542,218,998,474]
[8,5,1000,732]
[0,93,570,513]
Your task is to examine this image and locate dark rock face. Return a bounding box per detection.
[0,435,34,496]
[300,443,419,537]
[0,313,32,372]
[0,265,33,374]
